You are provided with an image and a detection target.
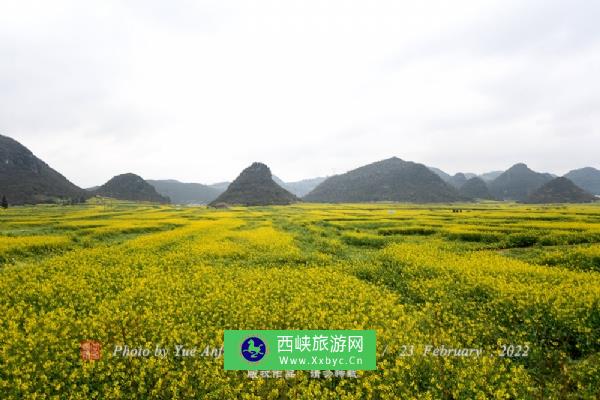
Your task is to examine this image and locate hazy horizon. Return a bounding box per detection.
[2,0,599,187]
[11,138,596,188]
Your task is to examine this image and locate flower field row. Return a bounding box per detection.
[0,202,599,398]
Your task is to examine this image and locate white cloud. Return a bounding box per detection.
[1,0,598,186]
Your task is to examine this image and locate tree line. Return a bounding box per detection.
[0,195,89,209]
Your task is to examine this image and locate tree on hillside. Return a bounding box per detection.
[1,195,8,209]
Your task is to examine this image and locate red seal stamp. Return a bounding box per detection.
[80,340,102,361]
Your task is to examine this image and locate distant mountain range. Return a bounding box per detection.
[488,163,554,201]
[479,171,504,182]
[428,166,538,186]
[428,167,452,181]
[428,167,476,183]
[144,176,325,204]
[304,157,465,203]
[1,134,598,205]
[93,173,170,204]
[564,167,600,195]
[209,162,297,206]
[525,177,596,204]
[147,180,221,204]
[459,177,494,200]
[208,182,230,192]
[0,134,88,205]
[447,173,469,189]
[273,176,327,198]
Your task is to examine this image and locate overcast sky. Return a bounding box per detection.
[1,0,599,187]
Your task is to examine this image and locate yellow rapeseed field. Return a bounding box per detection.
[0,202,599,399]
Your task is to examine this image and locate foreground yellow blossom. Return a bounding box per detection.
[0,202,598,399]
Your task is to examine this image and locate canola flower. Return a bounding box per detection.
[0,202,599,399]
